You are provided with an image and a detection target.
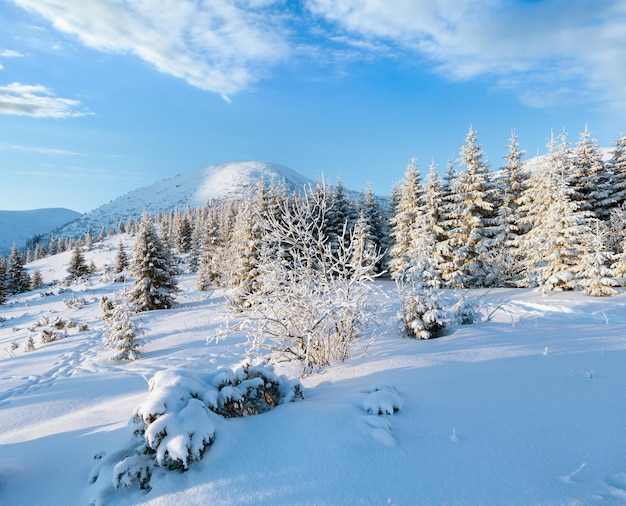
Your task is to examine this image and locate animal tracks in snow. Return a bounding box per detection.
[356,384,403,446]
[604,472,626,500]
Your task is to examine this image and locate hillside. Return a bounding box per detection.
[56,161,313,238]
[1,237,626,505]
[0,208,81,256]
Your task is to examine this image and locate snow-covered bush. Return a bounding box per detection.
[220,189,383,374]
[397,288,446,339]
[96,361,302,492]
[23,336,35,352]
[63,296,87,310]
[448,292,483,325]
[40,329,64,343]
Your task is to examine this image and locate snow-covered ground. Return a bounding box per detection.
[2,236,626,505]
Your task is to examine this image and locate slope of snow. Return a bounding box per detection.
[1,237,626,505]
[56,162,313,238]
[0,208,81,255]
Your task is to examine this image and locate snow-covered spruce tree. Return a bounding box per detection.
[196,208,224,290]
[404,160,446,288]
[84,229,93,251]
[67,245,89,281]
[7,244,30,295]
[223,187,383,374]
[389,157,423,279]
[578,221,619,296]
[326,176,358,257]
[611,235,626,286]
[442,127,497,288]
[0,256,7,305]
[226,184,271,308]
[489,131,527,286]
[535,172,590,291]
[102,295,142,360]
[114,240,129,274]
[30,269,43,290]
[608,135,626,209]
[128,213,178,312]
[396,278,446,340]
[571,126,613,220]
[358,183,390,273]
[350,210,379,272]
[174,210,194,254]
[518,131,571,287]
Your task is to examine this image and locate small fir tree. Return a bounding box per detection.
[578,222,619,296]
[103,296,141,360]
[128,213,178,312]
[7,244,30,294]
[114,241,129,274]
[30,269,43,290]
[67,245,89,280]
[0,257,7,304]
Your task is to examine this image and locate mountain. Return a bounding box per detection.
[0,208,81,256]
[56,161,313,238]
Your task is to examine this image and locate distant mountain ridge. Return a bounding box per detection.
[56,161,314,238]
[0,208,81,256]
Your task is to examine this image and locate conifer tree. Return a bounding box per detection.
[611,235,626,286]
[175,211,194,254]
[578,221,619,296]
[48,233,57,255]
[196,211,223,290]
[326,176,358,255]
[128,213,178,312]
[608,135,626,209]
[405,161,445,288]
[0,257,7,304]
[358,184,389,273]
[389,157,423,279]
[350,210,378,272]
[443,127,497,288]
[572,126,613,220]
[103,296,141,360]
[534,174,589,291]
[518,131,571,287]
[490,131,527,286]
[84,229,93,251]
[67,245,89,280]
[114,241,129,274]
[7,244,30,294]
[30,269,43,290]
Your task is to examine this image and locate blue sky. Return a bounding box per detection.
[1,0,625,213]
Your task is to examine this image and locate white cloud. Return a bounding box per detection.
[0,82,91,118]
[12,0,290,96]
[305,0,626,111]
[0,49,24,58]
[0,143,83,156]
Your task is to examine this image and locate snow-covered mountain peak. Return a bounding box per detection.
[57,161,313,237]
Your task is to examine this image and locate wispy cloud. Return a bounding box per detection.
[305,0,626,111]
[9,0,626,111]
[12,0,290,98]
[0,49,23,58]
[0,82,91,118]
[0,143,83,156]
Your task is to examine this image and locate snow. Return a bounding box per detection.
[0,208,81,255]
[2,236,626,504]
